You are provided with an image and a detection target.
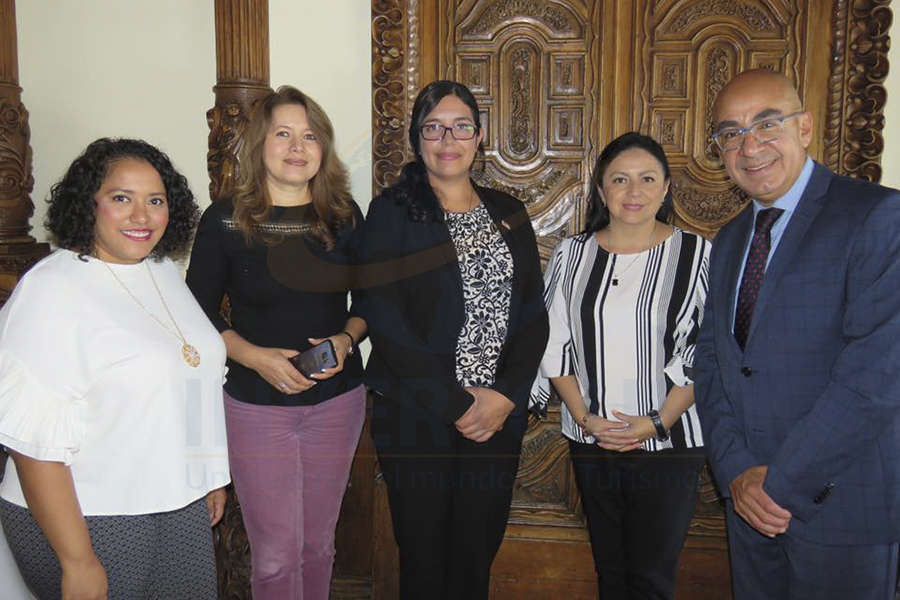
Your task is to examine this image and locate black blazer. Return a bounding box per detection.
[356,182,549,424]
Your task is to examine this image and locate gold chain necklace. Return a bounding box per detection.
[101,260,201,368]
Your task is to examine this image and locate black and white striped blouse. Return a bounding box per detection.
[530,228,710,451]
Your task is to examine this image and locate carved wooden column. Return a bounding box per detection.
[207,0,272,203]
[0,0,48,305]
[208,2,271,598]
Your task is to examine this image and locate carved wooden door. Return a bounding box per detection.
[370,0,889,598]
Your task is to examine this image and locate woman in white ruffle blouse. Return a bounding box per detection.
[0,138,229,600]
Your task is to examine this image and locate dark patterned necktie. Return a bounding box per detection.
[734,208,784,350]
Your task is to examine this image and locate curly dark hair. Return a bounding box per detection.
[45,138,199,260]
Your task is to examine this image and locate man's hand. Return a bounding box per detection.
[730,465,792,537]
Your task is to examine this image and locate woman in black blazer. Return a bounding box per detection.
[357,80,548,600]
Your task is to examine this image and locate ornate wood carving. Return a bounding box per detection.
[372,0,413,194]
[640,1,798,235]
[662,0,779,34]
[208,0,272,204]
[213,489,251,600]
[509,411,583,526]
[461,0,582,38]
[823,0,893,182]
[458,0,594,262]
[369,1,894,289]
[0,92,32,243]
[644,0,895,236]
[0,0,49,305]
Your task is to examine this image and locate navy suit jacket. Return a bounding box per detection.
[695,161,900,545]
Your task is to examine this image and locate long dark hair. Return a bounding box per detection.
[583,132,673,234]
[45,137,198,260]
[233,85,356,248]
[392,80,483,222]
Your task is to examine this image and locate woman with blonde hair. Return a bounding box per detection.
[187,85,366,600]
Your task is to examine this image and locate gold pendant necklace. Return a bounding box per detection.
[101,260,201,368]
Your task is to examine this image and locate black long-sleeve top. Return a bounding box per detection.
[186,199,364,406]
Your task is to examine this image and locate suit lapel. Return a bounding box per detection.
[745,162,832,345]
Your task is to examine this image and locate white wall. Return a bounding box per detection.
[17,1,215,244]
[881,34,900,190]
[16,1,372,245]
[270,0,372,211]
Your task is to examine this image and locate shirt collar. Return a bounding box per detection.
[751,156,814,215]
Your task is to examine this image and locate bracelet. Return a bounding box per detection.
[579,413,590,428]
[647,409,669,441]
[340,331,355,355]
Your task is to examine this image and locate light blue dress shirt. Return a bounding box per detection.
[732,157,815,326]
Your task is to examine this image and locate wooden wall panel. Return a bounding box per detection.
[447,0,596,260]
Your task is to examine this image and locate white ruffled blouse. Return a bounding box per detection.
[0,250,229,515]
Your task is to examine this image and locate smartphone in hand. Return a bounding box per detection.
[289,340,338,378]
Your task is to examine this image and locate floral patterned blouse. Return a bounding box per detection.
[444,202,513,388]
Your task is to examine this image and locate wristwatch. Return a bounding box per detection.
[647,409,669,441]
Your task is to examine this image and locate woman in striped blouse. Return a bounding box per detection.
[531,132,710,599]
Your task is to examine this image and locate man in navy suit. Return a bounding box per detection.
[695,68,900,599]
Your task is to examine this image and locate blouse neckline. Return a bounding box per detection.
[595,225,679,256]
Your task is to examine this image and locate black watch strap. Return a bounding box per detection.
[647,409,669,441]
[340,331,355,355]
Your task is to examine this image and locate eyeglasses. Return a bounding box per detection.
[711,111,804,152]
[420,123,478,141]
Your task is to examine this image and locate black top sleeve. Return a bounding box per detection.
[185,200,231,333]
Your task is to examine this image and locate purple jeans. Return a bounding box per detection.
[224,384,365,600]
